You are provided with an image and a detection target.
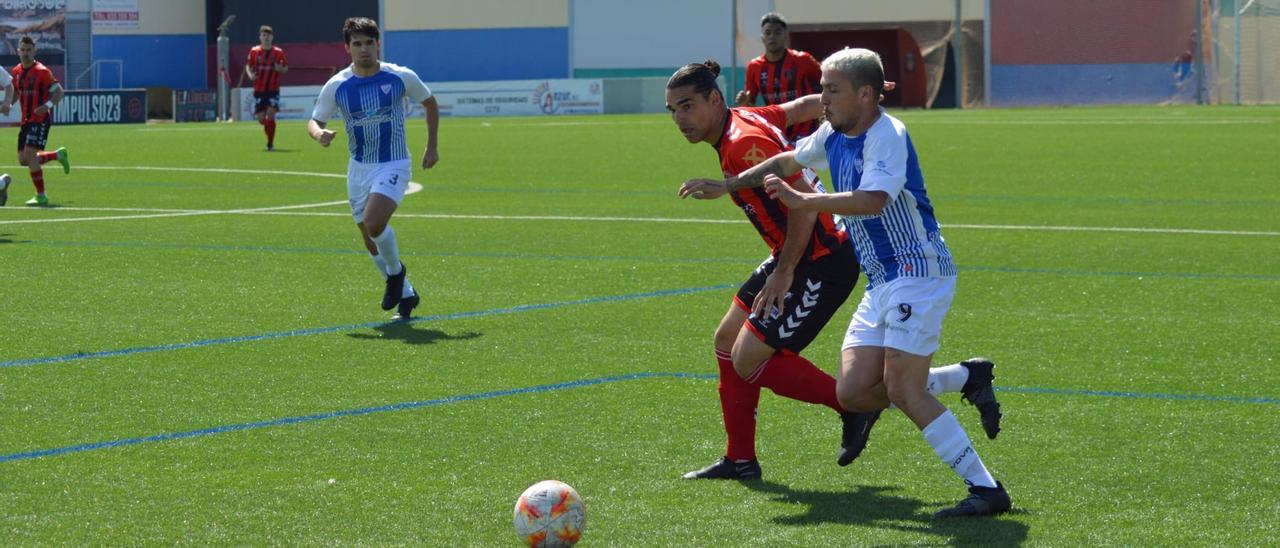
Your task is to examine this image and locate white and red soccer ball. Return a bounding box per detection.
[512,480,585,547]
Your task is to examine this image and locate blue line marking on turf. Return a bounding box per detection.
[995,386,1280,405]
[24,240,1280,281]
[1,372,1274,464]
[0,284,735,369]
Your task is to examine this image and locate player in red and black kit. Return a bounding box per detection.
[9,36,70,207]
[736,12,823,143]
[668,60,878,480]
[246,25,288,151]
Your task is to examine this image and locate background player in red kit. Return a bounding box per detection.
[10,36,70,207]
[736,12,823,143]
[667,60,877,479]
[246,25,289,151]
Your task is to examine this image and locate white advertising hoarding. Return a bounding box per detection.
[237,78,604,121]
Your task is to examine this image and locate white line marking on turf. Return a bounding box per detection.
[4,166,1273,236]
[74,165,347,179]
[946,223,1278,236]
[906,119,1273,125]
[0,165,422,225]
[247,211,1279,236]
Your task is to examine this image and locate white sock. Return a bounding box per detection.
[926,364,970,397]
[371,226,402,276]
[922,410,997,488]
[402,279,416,298]
[369,253,390,279]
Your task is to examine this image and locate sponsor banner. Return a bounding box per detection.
[423,79,605,117]
[0,0,66,52]
[236,78,605,121]
[91,0,139,31]
[52,89,147,125]
[235,86,321,121]
[174,89,218,123]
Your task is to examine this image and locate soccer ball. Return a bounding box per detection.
[512,480,585,547]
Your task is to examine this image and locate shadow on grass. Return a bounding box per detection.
[744,481,1030,546]
[0,233,32,245]
[346,321,482,346]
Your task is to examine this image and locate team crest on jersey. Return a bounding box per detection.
[854,157,864,173]
[380,84,392,95]
[742,144,768,166]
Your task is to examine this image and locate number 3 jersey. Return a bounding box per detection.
[311,62,432,164]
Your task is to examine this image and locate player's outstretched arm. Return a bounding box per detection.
[307,119,335,147]
[782,94,823,127]
[752,176,820,318]
[421,96,439,170]
[765,176,889,216]
[678,150,804,200]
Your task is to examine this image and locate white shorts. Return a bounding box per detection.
[842,276,957,356]
[347,158,412,223]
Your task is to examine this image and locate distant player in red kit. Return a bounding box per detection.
[9,36,70,207]
[246,25,288,151]
[736,12,823,143]
[667,59,878,480]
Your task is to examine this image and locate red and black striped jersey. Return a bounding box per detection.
[716,105,847,262]
[743,49,822,142]
[11,62,57,124]
[247,46,288,92]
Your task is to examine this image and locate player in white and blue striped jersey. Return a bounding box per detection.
[308,17,440,320]
[678,48,1010,518]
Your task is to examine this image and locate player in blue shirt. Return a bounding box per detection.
[308,17,440,320]
[679,48,1010,517]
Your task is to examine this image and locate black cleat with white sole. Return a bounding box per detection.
[393,289,419,321]
[681,456,761,480]
[960,357,1003,440]
[934,482,1011,518]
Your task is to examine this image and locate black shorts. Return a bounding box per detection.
[17,121,51,151]
[253,91,281,114]
[735,243,861,354]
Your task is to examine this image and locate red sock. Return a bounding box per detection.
[265,119,276,146]
[717,349,760,461]
[37,151,57,164]
[747,352,845,413]
[30,169,45,194]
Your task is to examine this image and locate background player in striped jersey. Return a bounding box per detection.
[246,25,289,151]
[736,12,823,143]
[308,17,440,320]
[9,36,70,207]
[668,59,878,480]
[690,48,1011,517]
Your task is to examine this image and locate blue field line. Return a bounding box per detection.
[0,284,736,369]
[996,386,1280,405]
[0,372,714,464]
[19,240,1280,281]
[2,372,1275,464]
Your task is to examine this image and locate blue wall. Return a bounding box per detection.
[991,63,1185,106]
[91,34,206,89]
[383,27,569,82]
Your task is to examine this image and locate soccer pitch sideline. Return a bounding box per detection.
[1,106,1277,544]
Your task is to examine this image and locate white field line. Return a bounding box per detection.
[3,166,1274,236]
[0,165,422,225]
[247,211,1279,237]
[906,119,1274,125]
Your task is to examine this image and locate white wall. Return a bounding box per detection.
[572,0,733,70]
